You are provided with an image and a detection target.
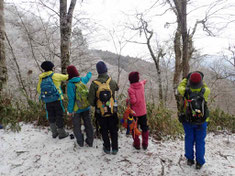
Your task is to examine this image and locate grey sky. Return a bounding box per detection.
[10,0,235,58]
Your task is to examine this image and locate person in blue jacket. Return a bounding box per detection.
[67,65,94,147]
[0,124,3,129]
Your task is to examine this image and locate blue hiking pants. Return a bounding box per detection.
[183,122,207,165]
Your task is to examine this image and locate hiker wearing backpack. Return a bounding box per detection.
[127,72,149,150]
[37,61,69,139]
[88,61,119,155]
[67,65,94,147]
[177,71,210,170]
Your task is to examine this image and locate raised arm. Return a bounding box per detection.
[81,72,92,84]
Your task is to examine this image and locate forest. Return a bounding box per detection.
[0,1,235,176]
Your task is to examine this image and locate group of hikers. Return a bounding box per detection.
[36,60,210,170]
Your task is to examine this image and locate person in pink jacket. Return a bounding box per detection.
[127,72,149,150]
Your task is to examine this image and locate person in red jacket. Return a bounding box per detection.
[127,72,149,150]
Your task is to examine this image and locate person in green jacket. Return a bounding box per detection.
[88,61,119,155]
[37,61,69,139]
[177,71,210,170]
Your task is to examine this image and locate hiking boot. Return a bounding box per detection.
[187,159,195,166]
[112,149,118,155]
[133,143,140,150]
[142,131,149,150]
[103,147,110,154]
[85,138,93,147]
[132,132,140,150]
[50,123,58,138]
[196,162,203,169]
[58,128,69,139]
[77,141,84,147]
[142,144,148,150]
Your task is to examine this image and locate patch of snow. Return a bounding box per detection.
[0,124,234,176]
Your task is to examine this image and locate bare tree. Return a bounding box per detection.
[0,0,7,92]
[108,28,128,88]
[60,0,77,91]
[227,45,235,68]
[165,0,235,111]
[129,14,165,103]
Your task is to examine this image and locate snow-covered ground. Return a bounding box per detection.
[0,124,234,176]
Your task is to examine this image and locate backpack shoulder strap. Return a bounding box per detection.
[106,77,111,85]
[184,86,191,99]
[93,80,102,86]
[200,87,205,95]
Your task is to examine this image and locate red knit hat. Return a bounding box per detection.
[67,65,79,80]
[129,72,140,84]
[189,72,202,88]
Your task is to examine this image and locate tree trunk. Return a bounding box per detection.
[181,0,189,78]
[171,0,190,112]
[0,0,7,92]
[60,0,76,92]
[173,27,183,112]
[146,33,164,103]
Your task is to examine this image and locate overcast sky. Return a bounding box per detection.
[11,0,235,58]
[80,0,235,58]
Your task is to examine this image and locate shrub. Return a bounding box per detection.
[208,107,235,133]
[147,103,184,140]
[0,94,21,132]
[0,93,48,132]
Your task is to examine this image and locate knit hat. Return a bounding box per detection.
[67,65,79,80]
[189,72,203,89]
[41,61,54,71]
[129,72,140,84]
[96,61,107,74]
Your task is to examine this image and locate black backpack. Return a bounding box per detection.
[184,88,208,124]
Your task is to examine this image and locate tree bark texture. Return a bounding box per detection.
[60,0,76,91]
[171,0,190,112]
[60,0,76,73]
[0,0,7,92]
[145,25,164,102]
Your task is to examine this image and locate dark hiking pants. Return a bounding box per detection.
[73,110,94,146]
[134,114,148,132]
[98,113,118,151]
[46,100,64,128]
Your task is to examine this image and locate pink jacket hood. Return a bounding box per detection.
[128,80,147,117]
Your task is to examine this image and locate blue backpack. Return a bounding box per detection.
[40,73,60,103]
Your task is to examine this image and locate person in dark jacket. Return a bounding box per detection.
[67,65,94,147]
[178,71,210,170]
[88,61,119,155]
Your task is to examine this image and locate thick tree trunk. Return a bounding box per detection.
[60,0,76,92]
[60,0,69,75]
[172,0,190,112]
[173,28,182,93]
[181,0,189,78]
[173,27,183,112]
[0,0,7,92]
